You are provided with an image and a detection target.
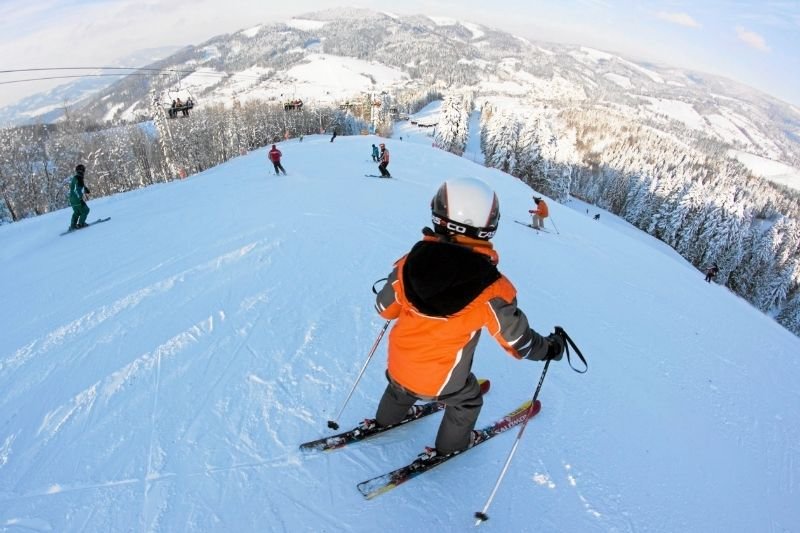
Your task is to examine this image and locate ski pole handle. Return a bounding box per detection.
[555,326,588,374]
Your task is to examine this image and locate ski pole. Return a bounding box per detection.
[327,319,390,430]
[474,357,552,526]
[474,327,587,525]
[327,279,391,429]
[548,214,560,235]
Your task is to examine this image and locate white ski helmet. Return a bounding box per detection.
[431,177,500,240]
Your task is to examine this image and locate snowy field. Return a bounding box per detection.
[730,149,800,192]
[1,133,799,532]
[137,53,410,123]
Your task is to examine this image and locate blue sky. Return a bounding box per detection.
[0,0,798,107]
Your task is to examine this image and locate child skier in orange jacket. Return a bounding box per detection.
[373,177,565,455]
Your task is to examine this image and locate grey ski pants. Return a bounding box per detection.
[375,373,483,454]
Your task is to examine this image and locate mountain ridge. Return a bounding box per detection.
[2,9,798,169]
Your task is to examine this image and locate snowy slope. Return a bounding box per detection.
[1,134,799,532]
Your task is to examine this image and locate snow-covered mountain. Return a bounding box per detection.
[1,126,798,532]
[4,8,799,180]
[29,11,800,162]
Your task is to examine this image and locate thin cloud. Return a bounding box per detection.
[655,11,700,28]
[735,26,770,52]
[577,0,613,8]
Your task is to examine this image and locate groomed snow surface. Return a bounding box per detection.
[1,133,799,532]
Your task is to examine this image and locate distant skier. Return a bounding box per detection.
[378,143,391,178]
[68,164,91,231]
[370,177,565,457]
[371,144,380,162]
[268,144,287,175]
[705,263,719,283]
[529,196,549,229]
[330,129,338,142]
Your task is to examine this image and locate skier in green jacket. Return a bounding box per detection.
[68,164,91,230]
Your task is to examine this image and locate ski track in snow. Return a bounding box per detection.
[1,241,262,379]
[176,314,252,441]
[0,454,301,504]
[174,289,312,451]
[2,237,280,431]
[36,384,99,439]
[561,462,637,532]
[142,316,167,530]
[37,317,215,441]
[0,434,16,470]
[0,238,298,525]
[1,517,53,531]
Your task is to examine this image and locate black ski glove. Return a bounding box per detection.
[544,333,565,361]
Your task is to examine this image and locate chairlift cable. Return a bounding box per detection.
[0,67,266,86]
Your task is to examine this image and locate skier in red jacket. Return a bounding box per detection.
[268,145,287,175]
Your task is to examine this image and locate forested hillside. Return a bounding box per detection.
[1,8,798,335]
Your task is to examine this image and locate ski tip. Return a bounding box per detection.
[478,379,491,395]
[298,441,319,452]
[359,482,395,500]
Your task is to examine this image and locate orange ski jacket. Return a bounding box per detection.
[375,230,548,398]
[531,199,549,218]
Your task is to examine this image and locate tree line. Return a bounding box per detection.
[476,101,800,337]
[0,88,439,224]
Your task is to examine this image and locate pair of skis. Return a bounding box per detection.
[298,379,543,499]
[59,217,111,236]
[514,219,549,233]
[300,379,490,453]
